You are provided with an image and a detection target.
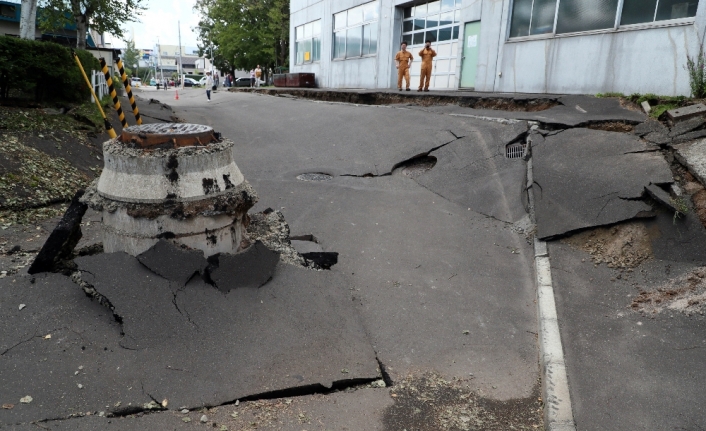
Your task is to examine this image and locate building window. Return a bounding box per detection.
[401,0,461,47]
[333,1,379,59]
[295,20,321,64]
[509,0,699,38]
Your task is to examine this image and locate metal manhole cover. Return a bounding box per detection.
[506,142,527,159]
[121,123,219,148]
[296,173,333,182]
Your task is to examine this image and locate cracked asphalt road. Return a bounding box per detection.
[3,88,706,430]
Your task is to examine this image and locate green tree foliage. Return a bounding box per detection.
[39,0,146,49]
[194,0,289,74]
[121,38,141,77]
[0,35,99,102]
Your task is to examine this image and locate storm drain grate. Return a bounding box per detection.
[296,173,333,182]
[506,142,526,159]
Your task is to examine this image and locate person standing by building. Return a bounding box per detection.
[255,65,262,88]
[205,71,213,102]
[394,42,413,91]
[250,69,255,87]
[418,40,437,92]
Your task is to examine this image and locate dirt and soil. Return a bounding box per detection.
[0,105,104,228]
[382,373,543,431]
[586,121,634,133]
[631,266,706,316]
[563,222,653,269]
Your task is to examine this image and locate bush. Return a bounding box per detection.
[685,44,706,98]
[0,35,100,103]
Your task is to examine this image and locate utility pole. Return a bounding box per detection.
[157,37,164,82]
[19,0,38,40]
[178,20,183,89]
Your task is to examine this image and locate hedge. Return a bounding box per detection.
[0,36,100,103]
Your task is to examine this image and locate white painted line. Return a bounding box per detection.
[527,148,577,431]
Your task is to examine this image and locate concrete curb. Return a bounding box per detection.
[527,157,577,431]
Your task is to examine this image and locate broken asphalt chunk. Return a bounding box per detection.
[633,120,668,137]
[137,240,208,285]
[644,184,678,213]
[674,140,706,187]
[208,241,280,292]
[668,116,706,138]
[667,103,706,123]
[28,190,87,274]
[644,131,672,145]
[532,128,672,239]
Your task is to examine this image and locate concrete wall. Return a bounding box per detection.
[291,0,706,95]
[476,0,706,96]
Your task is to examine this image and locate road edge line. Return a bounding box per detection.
[527,154,577,431]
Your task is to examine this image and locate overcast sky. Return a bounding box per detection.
[106,0,201,50]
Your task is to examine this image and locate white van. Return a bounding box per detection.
[130,77,141,88]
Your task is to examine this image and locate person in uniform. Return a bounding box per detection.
[394,42,413,91]
[418,40,437,92]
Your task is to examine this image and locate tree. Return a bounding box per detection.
[20,0,39,40]
[39,0,146,49]
[194,0,289,76]
[122,39,141,77]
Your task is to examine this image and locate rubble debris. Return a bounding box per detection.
[247,209,306,267]
[28,190,87,274]
[667,103,706,123]
[207,241,280,292]
[631,267,706,316]
[563,222,653,269]
[137,240,208,285]
[641,101,652,114]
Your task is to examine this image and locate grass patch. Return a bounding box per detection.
[74,95,113,128]
[650,103,680,119]
[596,92,626,98]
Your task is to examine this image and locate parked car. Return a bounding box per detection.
[149,78,157,86]
[199,76,208,87]
[234,77,264,87]
[130,77,141,87]
[183,78,199,87]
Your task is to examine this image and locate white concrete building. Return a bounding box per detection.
[290,0,705,95]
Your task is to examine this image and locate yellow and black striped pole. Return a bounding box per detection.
[99,58,127,128]
[72,51,117,139]
[116,57,142,125]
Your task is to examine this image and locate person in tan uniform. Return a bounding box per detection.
[394,42,413,91]
[418,40,437,92]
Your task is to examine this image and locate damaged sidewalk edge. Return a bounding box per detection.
[526,151,577,431]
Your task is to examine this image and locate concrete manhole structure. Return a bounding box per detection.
[82,123,257,257]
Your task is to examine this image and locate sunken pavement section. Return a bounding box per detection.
[2,89,706,430]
